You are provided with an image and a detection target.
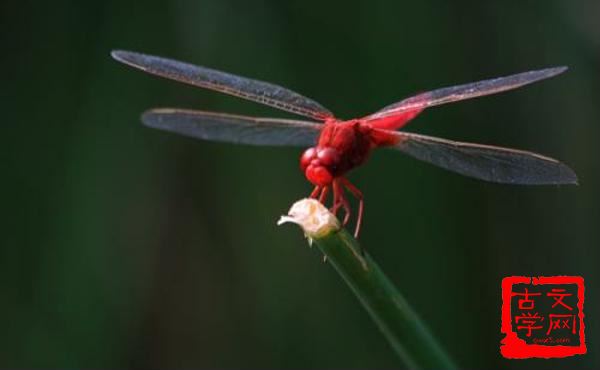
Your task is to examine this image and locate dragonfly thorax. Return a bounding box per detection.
[300,147,341,186]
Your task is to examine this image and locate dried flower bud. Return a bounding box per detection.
[278,198,340,240]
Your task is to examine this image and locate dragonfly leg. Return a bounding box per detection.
[310,185,321,198]
[332,178,351,225]
[341,178,364,239]
[318,185,330,204]
[331,181,341,213]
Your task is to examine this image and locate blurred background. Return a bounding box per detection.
[2,0,598,368]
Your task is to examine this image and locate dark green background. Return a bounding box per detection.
[2,0,598,368]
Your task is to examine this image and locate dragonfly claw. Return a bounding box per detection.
[309,178,363,237]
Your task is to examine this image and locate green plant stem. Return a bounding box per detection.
[313,229,457,370]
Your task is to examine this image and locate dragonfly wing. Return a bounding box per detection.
[366,67,567,122]
[388,130,577,185]
[142,109,321,147]
[112,50,333,121]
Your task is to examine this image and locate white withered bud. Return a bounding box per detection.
[278,198,340,240]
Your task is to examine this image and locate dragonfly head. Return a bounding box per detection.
[300,147,340,186]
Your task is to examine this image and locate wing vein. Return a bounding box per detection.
[141,108,322,147]
[366,67,567,122]
[388,130,577,185]
[112,50,333,121]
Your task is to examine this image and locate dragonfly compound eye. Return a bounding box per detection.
[317,147,341,167]
[300,147,317,171]
[305,165,333,186]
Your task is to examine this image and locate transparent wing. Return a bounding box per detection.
[365,67,567,122]
[142,109,322,147]
[112,50,333,121]
[388,130,577,185]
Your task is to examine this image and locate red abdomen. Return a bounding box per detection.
[300,119,402,185]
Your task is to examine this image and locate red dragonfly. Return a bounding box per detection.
[112,50,577,237]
